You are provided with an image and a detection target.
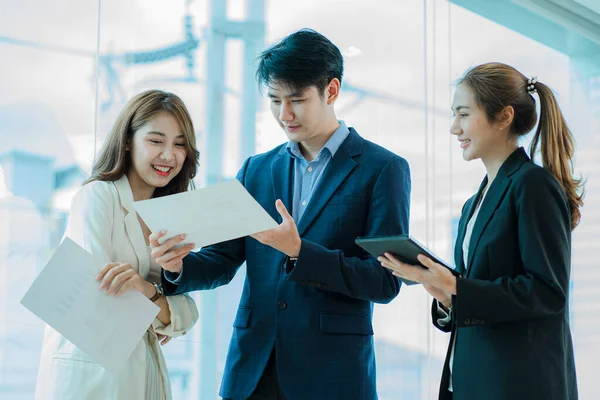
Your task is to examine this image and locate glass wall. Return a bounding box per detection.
[442,3,599,399]
[0,1,99,398]
[1,0,597,399]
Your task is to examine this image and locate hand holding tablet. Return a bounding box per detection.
[355,234,460,285]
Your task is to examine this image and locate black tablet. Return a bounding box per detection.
[355,234,460,285]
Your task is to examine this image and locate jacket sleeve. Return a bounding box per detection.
[453,167,571,327]
[287,156,411,304]
[152,294,199,337]
[162,158,251,296]
[162,238,246,296]
[431,299,453,333]
[68,182,199,335]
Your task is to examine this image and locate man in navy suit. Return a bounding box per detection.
[152,29,411,400]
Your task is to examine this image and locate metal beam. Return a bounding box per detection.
[449,0,600,59]
[200,1,265,399]
[240,0,265,162]
[512,0,600,45]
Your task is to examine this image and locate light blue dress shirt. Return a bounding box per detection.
[286,120,350,222]
[166,121,350,284]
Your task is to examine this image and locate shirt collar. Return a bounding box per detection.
[286,120,349,161]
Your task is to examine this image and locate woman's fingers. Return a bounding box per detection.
[378,253,416,271]
[378,257,395,270]
[150,233,194,273]
[160,336,172,346]
[155,243,194,266]
[96,262,121,281]
[149,230,168,248]
[423,283,450,302]
[99,263,130,290]
[105,268,135,294]
[417,254,443,270]
[96,262,152,297]
[151,234,188,260]
[378,256,425,283]
[114,276,138,296]
[382,252,400,264]
[156,333,172,346]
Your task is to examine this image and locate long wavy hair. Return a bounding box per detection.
[85,90,199,197]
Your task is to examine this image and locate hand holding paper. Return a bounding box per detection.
[134,179,278,249]
[251,199,301,258]
[136,180,278,273]
[96,261,156,298]
[20,238,159,375]
[149,231,195,273]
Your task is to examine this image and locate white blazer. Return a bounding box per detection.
[35,175,199,400]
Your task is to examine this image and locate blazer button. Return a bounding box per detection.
[277,301,288,310]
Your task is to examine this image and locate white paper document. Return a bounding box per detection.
[20,237,159,375]
[133,179,278,248]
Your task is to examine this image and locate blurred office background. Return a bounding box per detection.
[0,0,598,398]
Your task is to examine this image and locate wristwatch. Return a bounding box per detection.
[150,282,164,303]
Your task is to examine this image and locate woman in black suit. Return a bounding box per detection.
[379,62,584,400]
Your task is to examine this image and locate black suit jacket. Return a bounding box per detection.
[433,148,578,400]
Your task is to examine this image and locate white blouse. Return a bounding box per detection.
[439,183,489,392]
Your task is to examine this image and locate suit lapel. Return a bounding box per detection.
[465,176,511,277]
[463,147,529,277]
[271,148,294,223]
[297,130,361,236]
[114,175,150,279]
[454,184,483,276]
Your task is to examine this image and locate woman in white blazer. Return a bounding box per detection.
[35,90,200,400]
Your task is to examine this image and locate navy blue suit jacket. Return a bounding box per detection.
[163,128,411,400]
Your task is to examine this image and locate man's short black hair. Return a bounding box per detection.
[256,28,344,95]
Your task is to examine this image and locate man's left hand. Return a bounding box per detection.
[251,199,301,258]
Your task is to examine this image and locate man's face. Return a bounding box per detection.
[267,82,330,144]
